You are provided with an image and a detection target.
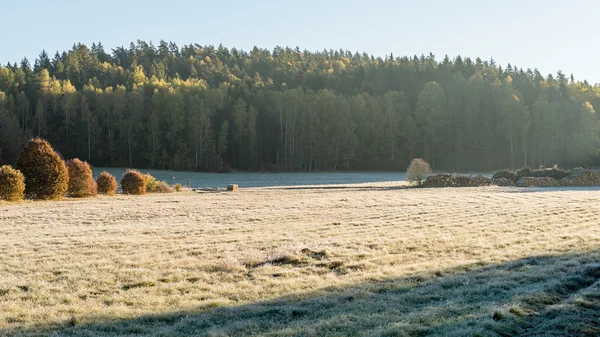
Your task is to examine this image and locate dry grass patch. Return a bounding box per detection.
[0,185,599,336]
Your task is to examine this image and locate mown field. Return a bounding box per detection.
[0,184,599,336]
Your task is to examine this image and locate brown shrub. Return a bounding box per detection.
[96,171,118,195]
[66,159,97,198]
[143,173,158,193]
[0,165,25,201]
[154,181,174,193]
[121,169,146,195]
[174,183,182,192]
[407,158,432,185]
[16,138,68,200]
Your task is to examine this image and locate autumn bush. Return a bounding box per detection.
[154,181,174,193]
[96,171,117,195]
[17,138,68,200]
[406,158,432,185]
[66,158,97,198]
[143,173,158,193]
[121,170,146,195]
[174,183,182,192]
[0,165,25,201]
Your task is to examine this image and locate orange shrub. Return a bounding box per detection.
[154,181,174,193]
[121,169,146,195]
[66,159,97,198]
[0,165,25,201]
[143,173,158,193]
[17,138,68,200]
[96,171,117,196]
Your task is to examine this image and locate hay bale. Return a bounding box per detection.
[227,184,239,191]
[516,177,558,187]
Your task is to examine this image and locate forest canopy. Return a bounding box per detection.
[1,40,599,172]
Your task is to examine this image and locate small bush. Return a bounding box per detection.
[174,183,182,192]
[0,165,25,201]
[154,181,174,193]
[493,169,518,181]
[121,170,146,195]
[143,173,158,193]
[96,171,117,196]
[407,158,432,185]
[66,159,97,198]
[17,138,68,200]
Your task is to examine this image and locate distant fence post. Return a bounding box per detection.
[188,178,191,190]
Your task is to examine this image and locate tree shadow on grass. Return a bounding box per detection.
[7,250,600,337]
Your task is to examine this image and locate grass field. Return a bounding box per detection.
[0,184,599,336]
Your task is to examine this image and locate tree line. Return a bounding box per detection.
[1,40,599,172]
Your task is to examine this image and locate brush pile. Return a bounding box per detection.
[423,174,493,188]
[493,178,515,186]
[515,177,558,187]
[420,166,600,188]
[558,170,600,186]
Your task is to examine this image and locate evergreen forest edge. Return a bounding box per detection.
[1,41,599,173]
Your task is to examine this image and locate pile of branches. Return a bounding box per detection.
[493,167,571,182]
[558,170,600,186]
[515,177,558,187]
[423,174,493,188]
[492,169,518,181]
[493,178,516,186]
[421,167,600,189]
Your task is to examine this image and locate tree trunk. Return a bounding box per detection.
[128,133,132,167]
[87,121,91,162]
[510,132,514,170]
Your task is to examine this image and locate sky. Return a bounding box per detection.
[2,0,598,83]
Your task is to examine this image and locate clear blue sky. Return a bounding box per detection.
[2,0,598,83]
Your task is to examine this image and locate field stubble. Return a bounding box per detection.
[0,183,599,336]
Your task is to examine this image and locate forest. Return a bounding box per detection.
[1,40,599,172]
